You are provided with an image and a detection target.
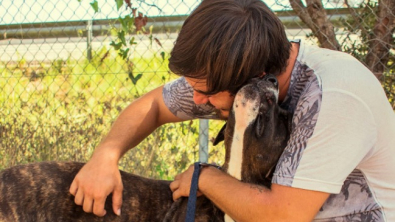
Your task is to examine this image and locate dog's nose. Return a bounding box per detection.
[266,75,278,87]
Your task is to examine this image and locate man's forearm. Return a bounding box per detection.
[198,167,280,222]
[198,167,329,222]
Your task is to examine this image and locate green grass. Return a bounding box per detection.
[0,49,225,179]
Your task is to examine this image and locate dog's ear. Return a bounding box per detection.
[212,123,227,146]
[256,112,265,137]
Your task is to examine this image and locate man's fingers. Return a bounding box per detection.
[172,189,181,201]
[170,180,180,201]
[92,196,107,217]
[69,180,78,196]
[74,189,84,206]
[112,185,123,216]
[169,180,179,192]
[83,197,94,213]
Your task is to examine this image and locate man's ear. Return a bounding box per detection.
[259,72,266,78]
[212,123,227,146]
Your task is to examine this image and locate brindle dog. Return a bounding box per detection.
[0,75,291,222]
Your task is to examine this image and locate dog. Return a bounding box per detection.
[0,75,291,222]
[217,75,291,221]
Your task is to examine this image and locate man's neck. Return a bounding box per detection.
[277,42,299,103]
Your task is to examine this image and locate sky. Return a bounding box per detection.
[0,0,362,25]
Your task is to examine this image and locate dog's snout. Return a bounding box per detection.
[266,75,278,87]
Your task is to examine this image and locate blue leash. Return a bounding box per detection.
[185,162,221,222]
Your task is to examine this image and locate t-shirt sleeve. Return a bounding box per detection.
[162,77,220,120]
[272,89,377,194]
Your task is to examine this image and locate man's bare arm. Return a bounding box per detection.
[171,165,329,222]
[69,85,183,217]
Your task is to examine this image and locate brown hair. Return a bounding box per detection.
[168,0,291,95]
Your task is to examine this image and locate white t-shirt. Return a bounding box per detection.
[163,40,395,221]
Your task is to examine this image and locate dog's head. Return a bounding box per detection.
[214,75,290,187]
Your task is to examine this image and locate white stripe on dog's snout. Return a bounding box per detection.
[227,91,260,180]
[224,214,234,222]
[225,91,260,222]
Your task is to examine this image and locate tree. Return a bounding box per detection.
[290,0,395,78]
[364,0,395,77]
[289,0,341,50]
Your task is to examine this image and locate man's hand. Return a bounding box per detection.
[69,153,123,217]
[170,164,205,201]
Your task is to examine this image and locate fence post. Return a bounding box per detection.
[86,20,93,61]
[199,119,209,162]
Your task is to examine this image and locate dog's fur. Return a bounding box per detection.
[0,75,291,222]
[0,162,223,222]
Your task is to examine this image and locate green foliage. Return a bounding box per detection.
[340,1,379,63]
[90,0,99,13]
[129,72,142,85]
[119,120,225,180]
[115,0,124,10]
[0,48,225,179]
[89,0,163,87]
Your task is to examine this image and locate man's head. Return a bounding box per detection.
[185,77,235,118]
[169,0,291,96]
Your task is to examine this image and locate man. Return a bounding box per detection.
[70,0,395,221]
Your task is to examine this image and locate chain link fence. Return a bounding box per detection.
[0,0,394,179]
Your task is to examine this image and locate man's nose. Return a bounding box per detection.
[193,91,209,105]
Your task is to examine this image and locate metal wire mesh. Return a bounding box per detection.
[0,0,394,179]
